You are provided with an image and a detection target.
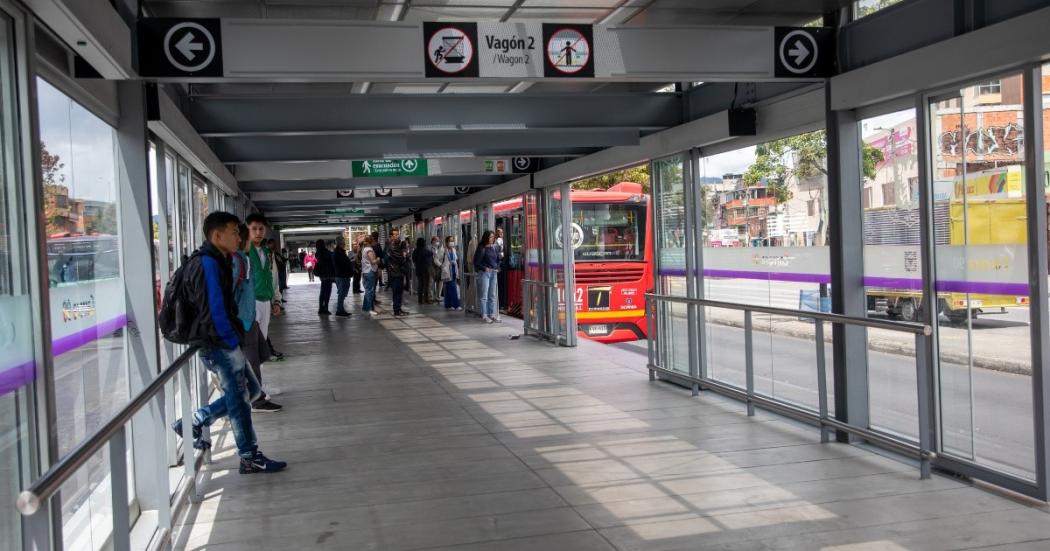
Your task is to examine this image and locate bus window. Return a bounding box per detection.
[571,203,647,262]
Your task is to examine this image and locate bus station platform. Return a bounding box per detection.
[172,281,1050,551]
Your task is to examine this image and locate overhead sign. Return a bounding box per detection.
[543,25,594,77]
[774,27,834,78]
[374,188,393,198]
[326,208,365,215]
[512,157,539,174]
[454,187,478,195]
[138,18,223,77]
[483,159,509,174]
[351,159,428,178]
[424,22,595,79]
[336,189,354,198]
[424,22,479,78]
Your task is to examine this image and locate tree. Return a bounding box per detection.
[40,141,68,235]
[572,164,650,194]
[856,0,904,18]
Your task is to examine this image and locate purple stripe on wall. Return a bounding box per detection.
[51,314,129,357]
[935,280,1030,296]
[0,361,35,397]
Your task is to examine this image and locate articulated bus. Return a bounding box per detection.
[495,182,653,343]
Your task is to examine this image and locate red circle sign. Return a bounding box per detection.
[427,27,474,74]
[546,28,590,74]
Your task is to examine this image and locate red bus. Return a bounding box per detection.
[495,182,652,343]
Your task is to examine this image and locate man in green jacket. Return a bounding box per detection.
[247,214,283,360]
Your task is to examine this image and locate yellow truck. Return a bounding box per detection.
[866,165,1031,323]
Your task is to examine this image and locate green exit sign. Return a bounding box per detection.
[351,159,427,177]
[325,208,365,215]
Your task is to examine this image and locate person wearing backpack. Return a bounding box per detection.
[313,238,334,314]
[162,211,287,474]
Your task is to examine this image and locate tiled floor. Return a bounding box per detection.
[173,281,1049,550]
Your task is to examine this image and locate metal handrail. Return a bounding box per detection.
[646,292,932,336]
[17,346,199,515]
[522,278,559,289]
[645,292,936,479]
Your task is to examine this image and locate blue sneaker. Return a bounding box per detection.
[239,451,287,474]
[171,419,210,450]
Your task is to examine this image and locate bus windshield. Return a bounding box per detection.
[571,202,647,262]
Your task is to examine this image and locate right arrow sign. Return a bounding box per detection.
[774,27,834,78]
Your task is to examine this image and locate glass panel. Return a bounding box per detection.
[699,132,833,411]
[569,164,651,343]
[929,74,1035,480]
[545,188,567,339]
[0,12,36,549]
[860,108,921,440]
[653,157,689,373]
[38,77,134,548]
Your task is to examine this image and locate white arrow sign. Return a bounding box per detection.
[175,32,204,60]
[788,40,809,66]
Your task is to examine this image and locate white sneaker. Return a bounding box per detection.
[484,317,494,324]
[493,317,502,323]
[369,310,378,318]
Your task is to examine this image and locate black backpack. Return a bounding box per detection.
[159,260,198,344]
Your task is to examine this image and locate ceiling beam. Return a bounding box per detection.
[239,175,507,192]
[188,94,681,134]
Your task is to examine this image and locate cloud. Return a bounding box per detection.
[697,146,757,180]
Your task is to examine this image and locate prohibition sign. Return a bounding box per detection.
[427,26,474,75]
[546,28,590,75]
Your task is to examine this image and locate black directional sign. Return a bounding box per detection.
[511,157,539,174]
[138,19,223,77]
[336,189,354,199]
[773,27,834,78]
[454,186,478,196]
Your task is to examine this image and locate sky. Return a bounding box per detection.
[36,78,117,205]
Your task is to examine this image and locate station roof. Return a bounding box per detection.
[142,0,853,226]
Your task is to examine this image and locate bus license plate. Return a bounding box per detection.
[586,324,610,336]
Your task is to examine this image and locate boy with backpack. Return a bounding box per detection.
[162,211,287,474]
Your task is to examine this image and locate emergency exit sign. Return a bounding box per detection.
[325,208,365,215]
[351,159,428,177]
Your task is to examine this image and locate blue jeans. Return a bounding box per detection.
[390,275,404,313]
[319,277,334,312]
[195,346,261,460]
[363,271,377,312]
[477,270,498,318]
[335,277,351,313]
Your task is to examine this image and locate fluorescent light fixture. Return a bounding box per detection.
[409,124,457,132]
[459,123,527,131]
[382,153,420,159]
[423,152,474,158]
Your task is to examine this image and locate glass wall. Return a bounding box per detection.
[928,74,1035,480]
[652,156,690,374]
[698,132,832,410]
[0,11,36,549]
[37,77,134,548]
[860,108,922,440]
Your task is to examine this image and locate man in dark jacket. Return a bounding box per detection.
[314,238,335,315]
[333,235,354,317]
[170,211,287,474]
[385,228,410,316]
[412,237,433,305]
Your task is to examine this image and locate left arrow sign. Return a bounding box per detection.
[175,32,204,60]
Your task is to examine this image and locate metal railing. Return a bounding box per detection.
[645,293,937,479]
[522,278,563,345]
[17,345,202,551]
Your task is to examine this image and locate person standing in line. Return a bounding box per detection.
[430,236,444,303]
[268,239,288,294]
[495,227,508,311]
[439,235,462,310]
[168,211,286,473]
[385,229,410,316]
[464,234,478,312]
[360,236,379,318]
[278,245,291,292]
[332,235,354,318]
[371,231,385,291]
[303,249,317,282]
[314,238,334,315]
[412,237,433,306]
[351,240,363,294]
[298,249,307,273]
[231,224,282,413]
[474,230,501,324]
[247,215,284,363]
